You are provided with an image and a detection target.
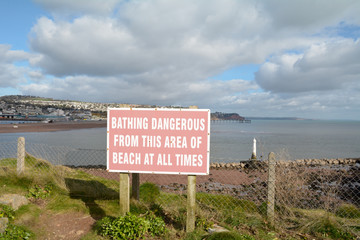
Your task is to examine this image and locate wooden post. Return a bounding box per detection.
[186,175,196,232]
[131,173,140,200]
[119,173,130,215]
[17,137,25,175]
[267,152,276,225]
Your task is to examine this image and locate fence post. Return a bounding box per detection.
[119,173,130,215]
[267,152,276,225]
[17,137,25,175]
[186,175,196,232]
[131,173,140,200]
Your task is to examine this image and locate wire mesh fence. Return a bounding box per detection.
[1,138,360,237]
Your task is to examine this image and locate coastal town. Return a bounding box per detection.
[0,95,166,122]
[0,95,246,122]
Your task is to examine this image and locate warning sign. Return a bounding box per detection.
[107,108,210,175]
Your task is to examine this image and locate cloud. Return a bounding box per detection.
[0,44,30,63]
[255,39,360,93]
[20,73,257,106]
[2,0,359,119]
[262,0,360,31]
[34,0,122,17]
[0,44,30,87]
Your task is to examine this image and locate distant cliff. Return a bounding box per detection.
[211,112,245,121]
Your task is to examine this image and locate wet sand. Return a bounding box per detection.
[0,121,107,133]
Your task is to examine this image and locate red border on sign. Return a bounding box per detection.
[107,108,210,175]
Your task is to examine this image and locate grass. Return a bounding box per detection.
[1,155,359,239]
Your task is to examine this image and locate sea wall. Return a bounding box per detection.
[66,158,360,171]
[210,158,360,170]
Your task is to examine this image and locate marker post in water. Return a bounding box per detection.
[251,138,257,160]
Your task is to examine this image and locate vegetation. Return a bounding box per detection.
[26,183,53,199]
[0,155,359,239]
[0,224,32,240]
[205,231,255,240]
[336,204,360,219]
[95,213,166,239]
[139,182,160,204]
[0,204,15,220]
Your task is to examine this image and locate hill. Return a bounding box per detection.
[211,112,245,121]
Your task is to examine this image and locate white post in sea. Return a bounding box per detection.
[251,138,257,159]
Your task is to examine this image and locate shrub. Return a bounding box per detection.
[310,216,356,240]
[0,224,32,240]
[139,182,160,203]
[96,212,166,239]
[27,183,53,199]
[96,214,148,239]
[0,204,15,220]
[196,217,214,231]
[146,214,167,237]
[149,203,165,217]
[336,204,360,219]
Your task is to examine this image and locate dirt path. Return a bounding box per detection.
[36,211,95,240]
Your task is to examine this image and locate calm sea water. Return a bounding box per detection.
[1,120,359,163]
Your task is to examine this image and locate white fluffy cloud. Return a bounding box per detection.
[2,0,360,119]
[255,39,360,93]
[0,45,31,87]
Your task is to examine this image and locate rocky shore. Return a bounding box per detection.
[67,157,360,172]
[209,157,360,171]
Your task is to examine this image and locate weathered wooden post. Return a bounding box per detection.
[17,137,25,175]
[267,152,276,225]
[119,173,130,215]
[186,175,196,232]
[131,173,140,200]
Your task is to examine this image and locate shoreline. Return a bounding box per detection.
[0,121,107,133]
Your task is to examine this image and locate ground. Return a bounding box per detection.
[36,211,95,240]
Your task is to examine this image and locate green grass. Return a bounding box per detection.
[205,231,255,240]
[336,204,360,219]
[1,155,359,240]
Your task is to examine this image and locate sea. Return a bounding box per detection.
[1,119,360,164]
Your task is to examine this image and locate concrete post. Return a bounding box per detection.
[131,173,140,200]
[119,173,130,215]
[267,152,276,225]
[186,175,196,232]
[17,137,25,175]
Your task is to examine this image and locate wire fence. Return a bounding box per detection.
[1,138,360,237]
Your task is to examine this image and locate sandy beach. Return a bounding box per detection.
[0,121,107,133]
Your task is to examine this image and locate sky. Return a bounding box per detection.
[0,0,360,120]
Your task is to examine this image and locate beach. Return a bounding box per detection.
[0,121,107,133]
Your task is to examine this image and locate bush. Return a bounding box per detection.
[0,204,15,220]
[96,214,148,239]
[336,204,360,219]
[0,224,32,240]
[27,183,53,199]
[310,216,356,240]
[96,212,166,239]
[139,182,160,203]
[146,214,167,237]
[149,203,165,217]
[196,217,214,231]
